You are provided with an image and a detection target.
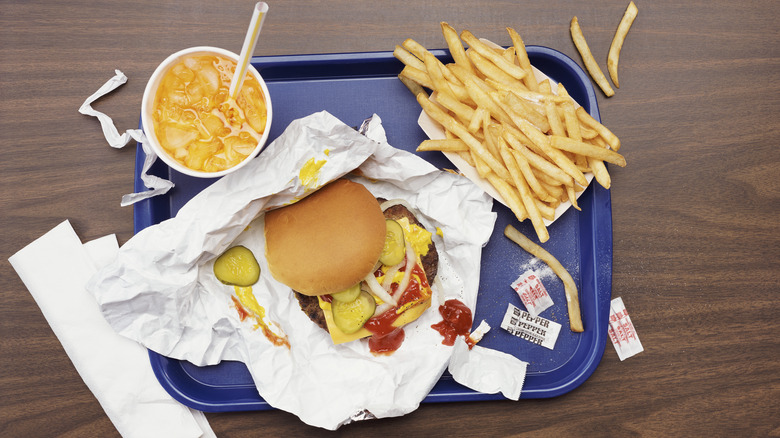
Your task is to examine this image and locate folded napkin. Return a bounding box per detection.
[9,220,215,438]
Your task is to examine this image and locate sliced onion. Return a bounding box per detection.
[379,198,415,212]
[375,303,394,316]
[392,240,416,302]
[364,272,397,306]
[381,261,403,291]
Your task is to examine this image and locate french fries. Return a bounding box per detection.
[570,16,615,97]
[394,23,626,243]
[608,1,639,88]
[504,225,583,332]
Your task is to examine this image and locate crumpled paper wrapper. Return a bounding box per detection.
[87,111,528,429]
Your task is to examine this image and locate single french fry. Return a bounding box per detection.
[504,224,584,332]
[539,81,566,136]
[399,65,434,90]
[462,76,513,125]
[486,78,566,104]
[500,142,549,242]
[433,92,475,124]
[503,91,551,133]
[401,38,429,63]
[423,51,457,98]
[441,22,474,74]
[393,45,426,71]
[608,1,639,88]
[468,49,518,86]
[417,138,469,152]
[503,131,574,186]
[509,148,555,203]
[468,106,490,134]
[576,107,621,151]
[589,157,611,189]
[458,150,476,166]
[461,30,527,80]
[537,176,565,200]
[398,74,428,99]
[566,184,581,211]
[507,26,539,92]
[535,197,557,220]
[502,46,516,64]
[556,83,581,140]
[484,123,503,162]
[570,17,615,97]
[417,94,510,180]
[580,126,599,140]
[487,173,528,222]
[471,148,493,178]
[549,135,626,167]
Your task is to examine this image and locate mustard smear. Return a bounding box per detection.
[299,156,327,187]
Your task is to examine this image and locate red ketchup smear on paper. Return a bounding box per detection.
[368,327,405,355]
[431,299,473,348]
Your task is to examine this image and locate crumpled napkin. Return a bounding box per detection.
[8,220,215,438]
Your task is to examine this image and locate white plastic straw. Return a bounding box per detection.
[229,2,269,99]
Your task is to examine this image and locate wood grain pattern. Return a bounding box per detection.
[2,0,778,436]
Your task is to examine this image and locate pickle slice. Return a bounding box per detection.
[213,245,260,286]
[330,283,361,302]
[380,219,406,266]
[332,290,376,334]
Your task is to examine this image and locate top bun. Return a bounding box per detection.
[264,179,386,296]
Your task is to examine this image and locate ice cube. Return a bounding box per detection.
[159,121,199,152]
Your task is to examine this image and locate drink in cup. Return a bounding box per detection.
[142,47,272,177]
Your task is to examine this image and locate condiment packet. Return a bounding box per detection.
[607,297,643,361]
[9,220,214,438]
[78,70,174,206]
[448,337,528,401]
[511,270,554,317]
[500,303,561,350]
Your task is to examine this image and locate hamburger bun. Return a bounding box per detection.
[295,200,439,332]
[264,179,386,296]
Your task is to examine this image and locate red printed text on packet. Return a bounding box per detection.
[511,270,554,317]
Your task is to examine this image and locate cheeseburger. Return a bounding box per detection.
[264,178,438,354]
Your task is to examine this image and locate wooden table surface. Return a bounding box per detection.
[2,1,779,436]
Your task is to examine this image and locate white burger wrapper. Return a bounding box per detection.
[87,111,528,430]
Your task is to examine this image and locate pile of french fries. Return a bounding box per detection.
[394,23,626,243]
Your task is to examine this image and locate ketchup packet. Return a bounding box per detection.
[500,304,561,350]
[511,270,554,317]
[607,297,643,361]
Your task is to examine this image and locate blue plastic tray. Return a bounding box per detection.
[134,46,612,412]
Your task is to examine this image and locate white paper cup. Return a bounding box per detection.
[141,46,273,178]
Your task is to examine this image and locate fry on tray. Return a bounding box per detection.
[504,224,583,332]
[570,16,615,97]
[395,23,626,243]
[608,1,639,88]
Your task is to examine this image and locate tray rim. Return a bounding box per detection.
[135,45,612,412]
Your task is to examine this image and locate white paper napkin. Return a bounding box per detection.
[9,220,215,438]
